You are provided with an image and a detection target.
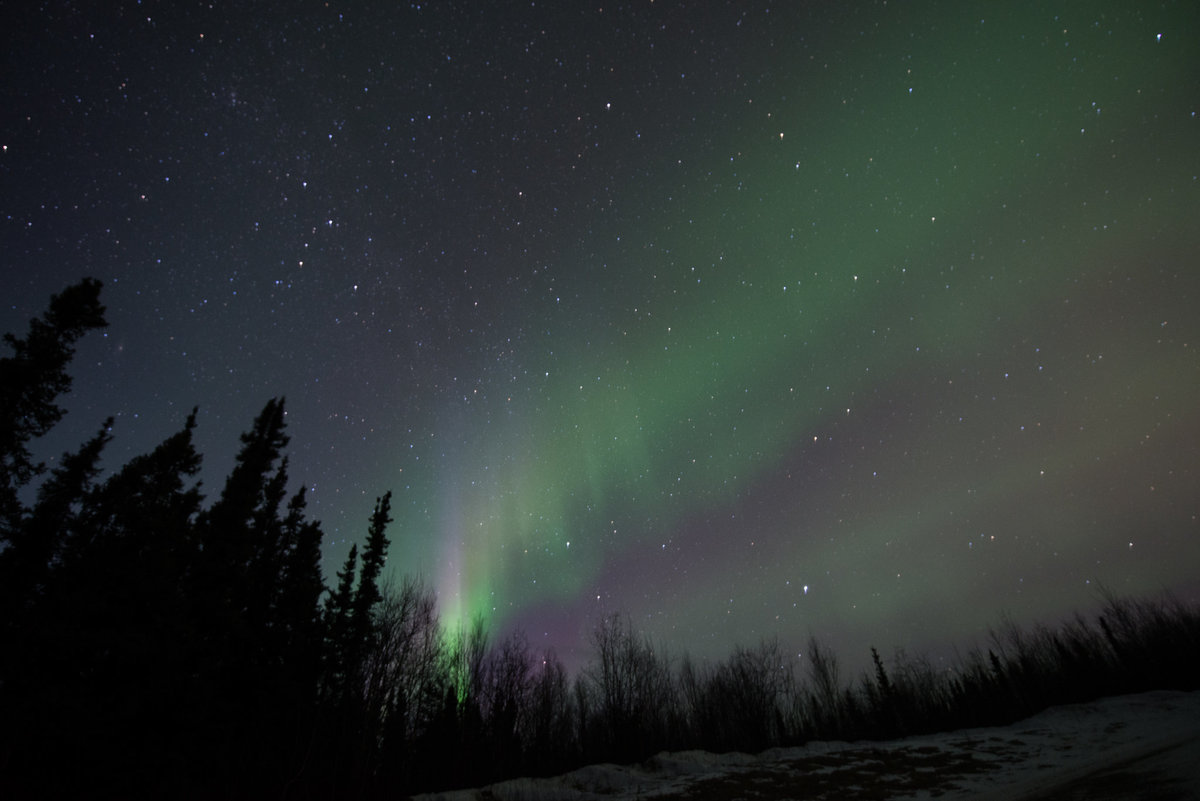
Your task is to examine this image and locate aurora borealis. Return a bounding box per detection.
[3,1,1198,672]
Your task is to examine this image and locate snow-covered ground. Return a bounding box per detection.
[415,690,1200,800]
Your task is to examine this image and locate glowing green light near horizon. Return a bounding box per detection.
[378,4,1200,653]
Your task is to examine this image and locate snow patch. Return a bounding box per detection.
[415,691,1200,800]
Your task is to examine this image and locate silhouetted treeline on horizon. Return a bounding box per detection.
[2,280,1199,799]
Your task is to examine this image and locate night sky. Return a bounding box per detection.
[4,1,1198,673]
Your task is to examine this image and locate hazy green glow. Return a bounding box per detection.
[384,3,1200,665]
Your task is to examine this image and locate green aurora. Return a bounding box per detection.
[381,3,1199,665]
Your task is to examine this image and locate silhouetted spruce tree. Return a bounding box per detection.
[193,398,289,649]
[272,486,328,790]
[63,410,204,632]
[2,419,112,618]
[55,410,206,794]
[2,405,211,797]
[324,542,360,692]
[196,398,289,615]
[313,540,364,794]
[187,397,300,791]
[0,281,111,797]
[0,277,107,538]
[0,278,108,632]
[341,493,396,793]
[60,407,204,624]
[277,486,326,681]
[352,491,393,637]
[0,419,113,798]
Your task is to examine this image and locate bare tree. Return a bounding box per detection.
[525,648,575,773]
[582,613,677,760]
[805,635,843,737]
[367,576,443,744]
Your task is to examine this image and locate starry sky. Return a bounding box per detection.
[3,1,1198,673]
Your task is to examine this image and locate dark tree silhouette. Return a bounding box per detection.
[525,648,575,775]
[277,486,327,680]
[1,419,112,616]
[195,397,290,619]
[582,613,676,762]
[352,491,393,645]
[324,542,360,687]
[0,277,107,536]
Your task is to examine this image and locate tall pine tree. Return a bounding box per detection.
[352,491,393,638]
[2,419,112,619]
[324,543,360,696]
[0,278,107,537]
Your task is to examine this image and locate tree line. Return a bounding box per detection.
[2,280,1198,798]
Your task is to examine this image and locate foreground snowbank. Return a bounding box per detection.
[416,690,1200,800]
